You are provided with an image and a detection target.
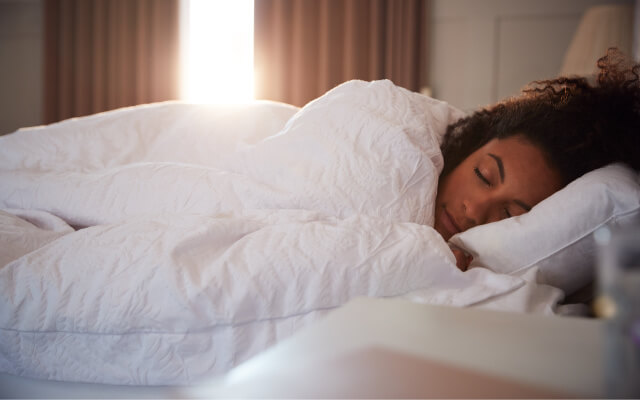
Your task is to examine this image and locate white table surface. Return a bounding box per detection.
[188,297,605,398]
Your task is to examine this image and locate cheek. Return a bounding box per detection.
[486,208,506,224]
[436,175,452,205]
[438,169,469,203]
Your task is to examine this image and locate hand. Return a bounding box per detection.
[450,246,472,272]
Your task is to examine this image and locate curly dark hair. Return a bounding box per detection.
[440,48,640,185]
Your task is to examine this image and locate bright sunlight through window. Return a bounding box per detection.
[181,0,254,103]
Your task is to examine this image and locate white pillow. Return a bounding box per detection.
[449,163,640,295]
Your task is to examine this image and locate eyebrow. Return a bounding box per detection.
[488,153,504,182]
[514,200,532,212]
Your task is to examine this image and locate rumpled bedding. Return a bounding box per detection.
[0,80,527,385]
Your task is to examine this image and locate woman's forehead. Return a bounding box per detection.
[481,137,564,200]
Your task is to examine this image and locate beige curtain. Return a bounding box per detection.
[44,0,180,124]
[254,0,429,107]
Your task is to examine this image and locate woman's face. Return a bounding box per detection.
[434,135,564,241]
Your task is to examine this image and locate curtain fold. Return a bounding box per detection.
[44,0,180,124]
[254,0,428,107]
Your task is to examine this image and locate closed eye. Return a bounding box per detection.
[504,207,512,218]
[474,167,491,186]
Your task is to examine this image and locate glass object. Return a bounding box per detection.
[594,220,640,398]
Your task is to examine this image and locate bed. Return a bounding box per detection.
[1,79,639,395]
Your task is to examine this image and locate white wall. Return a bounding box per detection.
[428,0,634,111]
[0,0,43,135]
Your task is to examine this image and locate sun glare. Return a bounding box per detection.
[181,0,254,104]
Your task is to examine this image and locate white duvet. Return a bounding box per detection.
[0,80,530,385]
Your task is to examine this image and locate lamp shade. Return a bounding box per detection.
[560,4,633,77]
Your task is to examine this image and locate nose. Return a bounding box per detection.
[462,197,486,228]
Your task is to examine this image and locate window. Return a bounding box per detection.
[181,0,254,103]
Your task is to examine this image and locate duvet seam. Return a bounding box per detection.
[0,305,340,336]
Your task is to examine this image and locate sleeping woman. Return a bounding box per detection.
[435,49,640,270]
[0,50,637,273]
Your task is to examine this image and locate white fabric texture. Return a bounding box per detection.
[0,100,300,172]
[450,163,640,295]
[0,80,540,385]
